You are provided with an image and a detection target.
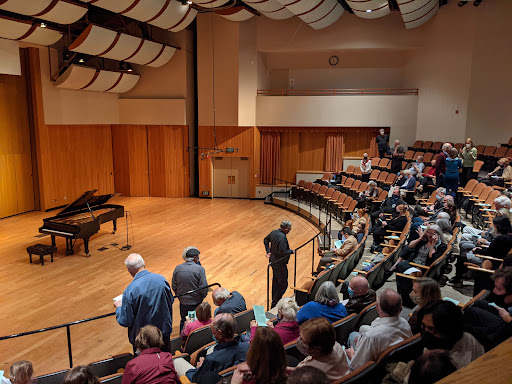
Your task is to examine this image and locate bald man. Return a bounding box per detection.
[344,276,377,315]
[114,253,174,352]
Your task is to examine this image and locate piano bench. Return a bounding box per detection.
[27,244,57,266]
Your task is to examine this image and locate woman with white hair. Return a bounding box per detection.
[296,282,347,325]
[250,297,300,345]
[360,153,372,182]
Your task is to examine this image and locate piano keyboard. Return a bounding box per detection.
[40,229,73,237]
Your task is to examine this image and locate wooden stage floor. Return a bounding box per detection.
[0,197,318,375]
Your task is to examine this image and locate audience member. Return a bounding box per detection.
[417,159,437,192]
[408,351,456,384]
[409,155,425,178]
[460,138,477,186]
[181,302,213,342]
[286,366,329,384]
[408,206,430,242]
[377,129,389,158]
[353,222,366,243]
[400,170,417,192]
[423,187,445,213]
[357,181,379,208]
[444,148,462,197]
[464,267,512,350]
[417,301,484,369]
[172,246,208,331]
[449,216,512,288]
[347,289,412,369]
[436,218,459,254]
[370,187,407,226]
[407,278,442,334]
[390,140,405,174]
[122,325,178,384]
[344,208,367,233]
[371,204,408,246]
[317,227,357,272]
[8,361,33,384]
[480,158,512,187]
[63,366,99,384]
[251,297,299,345]
[295,318,350,381]
[174,313,249,383]
[434,143,452,188]
[344,275,377,315]
[296,281,347,324]
[360,153,372,182]
[212,287,247,315]
[232,327,287,384]
[114,253,174,353]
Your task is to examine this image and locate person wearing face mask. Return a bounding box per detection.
[480,157,512,187]
[250,297,299,345]
[344,275,376,315]
[407,277,441,334]
[417,159,437,192]
[444,148,462,198]
[317,227,357,272]
[463,267,512,351]
[360,153,372,182]
[417,301,483,369]
[377,129,389,158]
[294,317,351,381]
[460,138,477,186]
[391,140,406,175]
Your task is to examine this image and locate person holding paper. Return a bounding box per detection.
[316,227,357,273]
[264,220,294,308]
[250,297,300,345]
[114,253,174,353]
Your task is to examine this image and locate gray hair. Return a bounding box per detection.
[182,246,199,261]
[426,224,445,243]
[280,220,292,229]
[417,156,423,162]
[437,212,450,221]
[495,196,511,210]
[403,170,411,175]
[276,297,299,321]
[436,187,446,195]
[213,287,230,301]
[436,219,452,234]
[125,253,145,270]
[368,181,377,187]
[314,281,340,305]
[442,143,451,152]
[213,313,236,339]
[399,190,407,198]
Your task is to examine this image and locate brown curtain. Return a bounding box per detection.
[325,134,343,172]
[370,132,378,157]
[260,132,280,184]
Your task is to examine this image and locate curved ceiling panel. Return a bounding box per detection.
[149,0,190,29]
[277,0,344,29]
[77,0,136,13]
[106,73,141,93]
[192,0,231,9]
[169,8,198,32]
[243,0,294,20]
[0,0,88,24]
[122,0,170,22]
[306,1,344,30]
[346,0,390,19]
[81,70,121,92]
[0,16,63,46]
[54,65,97,89]
[216,8,255,22]
[398,0,439,29]
[69,24,176,67]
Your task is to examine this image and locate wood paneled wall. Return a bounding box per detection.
[198,126,256,198]
[112,125,149,197]
[0,50,35,218]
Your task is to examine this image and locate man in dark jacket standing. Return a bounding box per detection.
[376,128,389,158]
[264,220,294,308]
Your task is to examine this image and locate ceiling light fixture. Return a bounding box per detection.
[78,56,84,63]
[457,1,468,7]
[126,63,133,72]
[40,22,47,28]
[187,0,192,4]
[366,9,372,12]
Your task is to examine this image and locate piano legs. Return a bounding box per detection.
[52,235,91,257]
[112,219,117,234]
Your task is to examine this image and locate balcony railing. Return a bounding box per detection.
[257,88,419,96]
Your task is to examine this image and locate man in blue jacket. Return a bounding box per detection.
[114,253,174,353]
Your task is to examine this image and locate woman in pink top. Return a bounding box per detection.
[180,302,212,348]
[250,297,300,345]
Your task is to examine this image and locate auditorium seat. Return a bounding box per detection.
[430,141,442,152]
[88,353,134,378]
[422,152,434,165]
[332,313,359,346]
[421,141,433,150]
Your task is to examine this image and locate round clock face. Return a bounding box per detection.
[329,55,339,66]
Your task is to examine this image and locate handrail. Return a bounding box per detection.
[266,178,332,310]
[257,88,419,96]
[0,282,222,369]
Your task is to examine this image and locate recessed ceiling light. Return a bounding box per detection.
[366,9,372,13]
[40,22,47,28]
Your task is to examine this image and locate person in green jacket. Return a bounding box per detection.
[459,137,477,186]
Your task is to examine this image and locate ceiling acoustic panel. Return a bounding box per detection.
[76,0,136,13]
[397,0,439,29]
[69,24,177,67]
[277,0,344,29]
[192,0,231,9]
[346,0,390,19]
[169,7,198,31]
[53,64,140,93]
[242,0,294,20]
[0,0,88,24]
[216,7,255,22]
[0,16,63,46]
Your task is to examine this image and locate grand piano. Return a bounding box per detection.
[39,190,124,257]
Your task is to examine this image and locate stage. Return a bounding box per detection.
[0,196,318,375]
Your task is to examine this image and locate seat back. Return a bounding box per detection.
[324,187,335,199]
[413,151,424,160]
[183,324,214,354]
[374,189,388,203]
[234,309,255,334]
[355,302,378,329]
[88,354,134,378]
[475,144,486,154]
[404,150,415,161]
[431,142,442,151]
[297,179,306,188]
[346,165,355,174]
[304,181,313,190]
[332,313,359,345]
[412,140,423,149]
[506,148,512,158]
[424,245,453,281]
[478,185,494,202]
[331,190,341,202]
[357,182,368,194]
[283,340,307,362]
[453,143,464,151]
[421,141,433,149]
[483,145,496,156]
[100,375,123,384]
[469,182,486,198]
[376,171,388,183]
[369,169,380,180]
[461,290,491,311]
[350,180,362,192]
[374,334,424,379]
[384,173,396,185]
[484,190,501,205]
[473,160,484,173]
[371,157,380,167]
[318,185,328,196]
[346,199,358,213]
[332,361,377,384]
[341,196,354,210]
[34,370,69,384]
[423,152,434,163]
[344,177,355,189]
[461,178,478,193]
[492,146,507,158]
[354,167,362,177]
[311,183,321,193]
[380,158,390,170]
[321,172,331,181]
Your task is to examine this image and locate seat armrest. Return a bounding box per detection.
[409,262,429,269]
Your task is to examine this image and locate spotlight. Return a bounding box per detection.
[78,56,84,63]
[457,1,468,7]
[126,63,133,72]
[473,0,482,6]
[366,9,371,13]
[40,22,47,28]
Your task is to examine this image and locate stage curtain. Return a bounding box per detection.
[325,134,343,172]
[260,132,280,184]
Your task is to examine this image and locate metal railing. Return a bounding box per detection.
[0,283,221,369]
[265,178,333,310]
[257,88,419,96]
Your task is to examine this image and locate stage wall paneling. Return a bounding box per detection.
[0,49,35,219]
[112,125,150,197]
[279,132,300,184]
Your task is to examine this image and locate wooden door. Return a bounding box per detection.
[231,157,250,198]
[213,157,232,197]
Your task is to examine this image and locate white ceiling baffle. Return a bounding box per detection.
[192,0,231,9]
[216,7,255,22]
[242,0,295,20]
[346,0,390,19]
[0,0,88,24]
[397,0,439,29]
[68,24,177,67]
[0,16,63,46]
[277,0,344,29]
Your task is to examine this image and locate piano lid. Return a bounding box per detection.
[56,190,116,216]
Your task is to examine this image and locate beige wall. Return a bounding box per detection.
[118,99,186,125]
[238,19,258,127]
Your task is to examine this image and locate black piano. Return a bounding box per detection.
[39,190,124,257]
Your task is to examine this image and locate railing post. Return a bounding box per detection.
[312,237,315,275]
[267,264,271,311]
[66,325,73,368]
[285,181,288,207]
[294,248,297,287]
